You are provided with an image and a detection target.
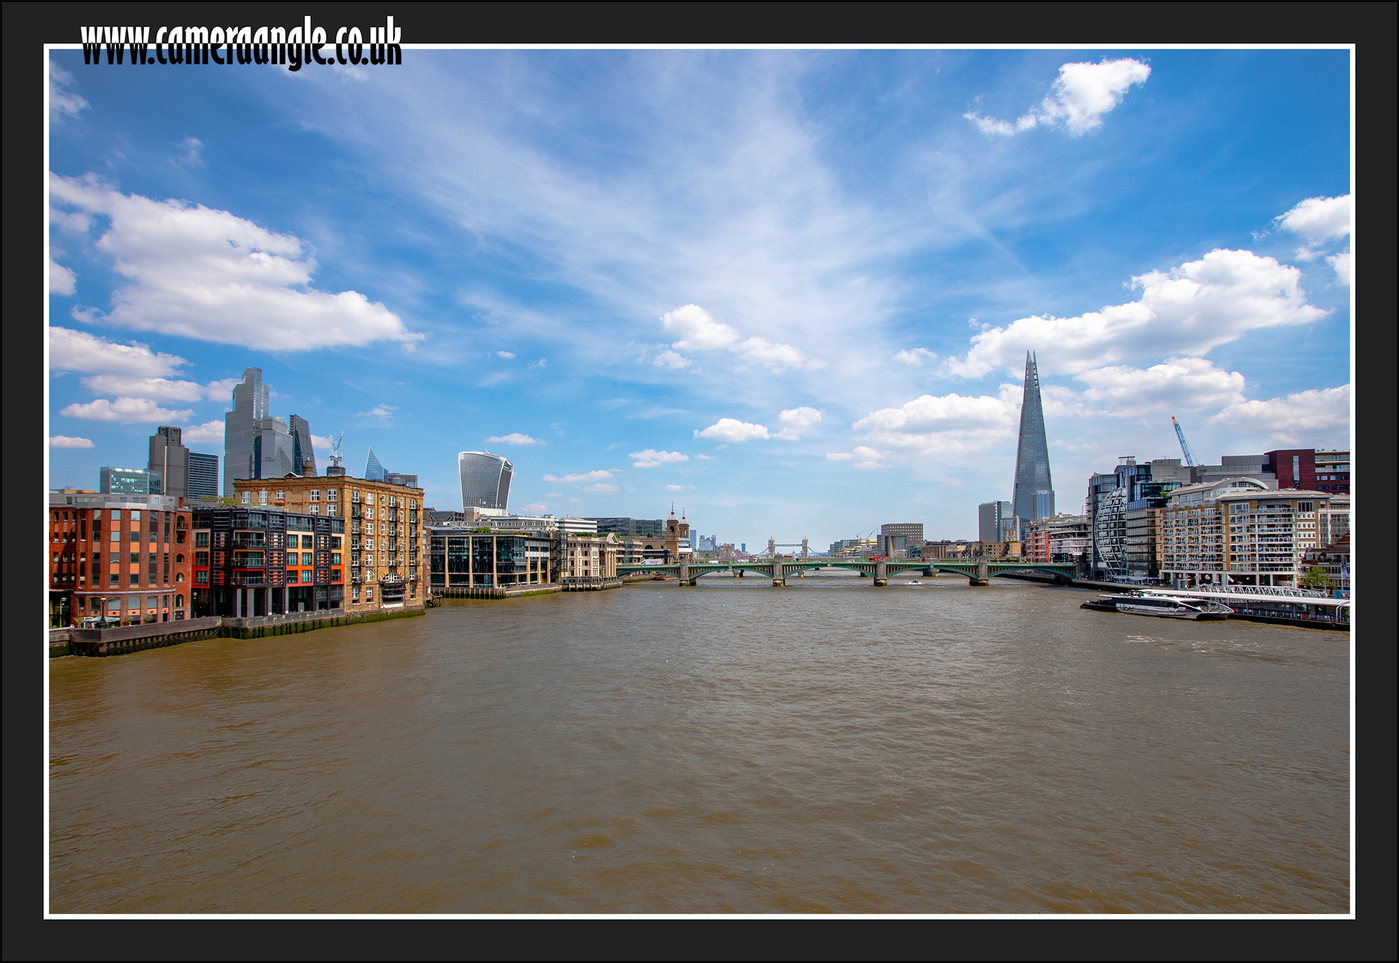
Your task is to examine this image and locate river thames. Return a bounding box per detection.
[47,574,1350,915]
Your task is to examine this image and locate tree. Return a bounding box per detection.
[1299,566,1334,590]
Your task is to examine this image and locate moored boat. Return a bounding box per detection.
[1081,591,1233,620]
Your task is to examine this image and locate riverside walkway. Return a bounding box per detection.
[618,558,1076,587]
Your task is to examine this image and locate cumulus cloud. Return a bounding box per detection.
[496,350,516,359]
[544,470,614,484]
[584,482,619,493]
[358,404,396,420]
[1207,385,1350,447]
[1076,357,1247,411]
[181,420,226,444]
[1276,195,1351,244]
[486,432,541,445]
[1327,251,1351,286]
[659,304,821,373]
[664,484,693,492]
[695,418,770,442]
[893,348,937,366]
[630,449,689,468]
[653,349,691,369]
[49,63,88,118]
[50,260,77,296]
[78,373,234,402]
[521,501,549,513]
[661,304,740,351]
[49,326,187,377]
[60,397,195,423]
[49,173,421,351]
[773,406,822,440]
[944,249,1326,378]
[49,435,94,448]
[852,446,885,470]
[825,451,853,461]
[853,389,1019,456]
[966,58,1150,137]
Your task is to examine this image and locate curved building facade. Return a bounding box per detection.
[458,451,513,512]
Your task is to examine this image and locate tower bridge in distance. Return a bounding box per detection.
[617,557,1076,587]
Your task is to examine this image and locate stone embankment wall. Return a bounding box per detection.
[50,607,425,658]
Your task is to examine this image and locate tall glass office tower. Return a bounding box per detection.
[290,415,317,476]
[364,447,387,482]
[148,425,190,498]
[223,367,312,495]
[458,451,513,511]
[1011,351,1055,526]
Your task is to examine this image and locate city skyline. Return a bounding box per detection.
[46,46,1352,547]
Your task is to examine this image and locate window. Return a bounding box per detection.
[276,490,285,500]
[365,493,374,505]
[328,506,337,516]
[132,511,141,520]
[310,490,320,501]
[310,506,319,515]
[259,490,268,505]
[328,489,338,502]
[242,491,251,504]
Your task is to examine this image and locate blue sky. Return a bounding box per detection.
[46,46,1353,547]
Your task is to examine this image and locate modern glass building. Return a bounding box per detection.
[223,367,314,494]
[1011,351,1055,527]
[458,451,513,512]
[188,452,220,499]
[364,447,386,482]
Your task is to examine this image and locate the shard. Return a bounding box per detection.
[1011,351,1055,528]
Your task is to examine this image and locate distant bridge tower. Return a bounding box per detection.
[801,537,809,559]
[767,536,776,558]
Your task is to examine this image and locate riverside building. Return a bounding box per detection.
[233,473,426,613]
[1157,479,1329,589]
[191,506,345,617]
[49,490,193,627]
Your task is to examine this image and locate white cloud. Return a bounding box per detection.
[653,349,691,369]
[735,336,822,372]
[311,433,335,453]
[544,470,614,484]
[966,58,1150,137]
[1327,250,1351,286]
[1207,385,1350,447]
[853,389,1019,457]
[695,454,716,460]
[1276,195,1351,244]
[60,397,195,423]
[584,482,619,493]
[774,406,822,440]
[825,451,853,460]
[50,260,77,296]
[49,326,188,377]
[944,249,1326,378]
[49,173,422,351]
[852,446,885,470]
[486,432,541,445]
[1076,357,1247,411]
[893,348,936,366]
[664,484,693,492]
[521,501,549,513]
[182,420,226,444]
[695,418,770,442]
[529,358,548,368]
[661,304,740,351]
[630,449,689,468]
[659,304,821,373]
[78,373,236,402]
[49,435,94,448]
[49,62,88,118]
[174,136,204,168]
[358,404,397,420]
[496,350,516,359]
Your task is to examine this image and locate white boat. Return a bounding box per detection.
[1082,591,1233,620]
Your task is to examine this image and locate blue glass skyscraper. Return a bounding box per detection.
[1012,351,1055,527]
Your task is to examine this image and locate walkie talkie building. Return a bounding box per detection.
[1011,351,1055,527]
[458,451,513,512]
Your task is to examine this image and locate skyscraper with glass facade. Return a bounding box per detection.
[1011,351,1055,527]
[458,451,513,512]
[365,447,386,481]
[148,425,191,498]
[223,367,314,495]
[189,452,219,499]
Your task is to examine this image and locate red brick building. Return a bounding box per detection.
[49,490,193,627]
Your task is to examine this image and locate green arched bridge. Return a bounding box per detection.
[618,558,1075,586]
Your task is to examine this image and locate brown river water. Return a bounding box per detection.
[47,573,1351,915]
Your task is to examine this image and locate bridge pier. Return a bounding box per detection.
[873,558,888,587]
[970,559,990,586]
[678,561,691,586]
[772,559,785,587]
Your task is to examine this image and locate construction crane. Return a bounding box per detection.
[329,430,346,469]
[1171,416,1197,467]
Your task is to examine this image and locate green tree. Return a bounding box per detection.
[1299,566,1334,590]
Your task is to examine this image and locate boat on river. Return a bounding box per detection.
[1081,591,1233,620]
